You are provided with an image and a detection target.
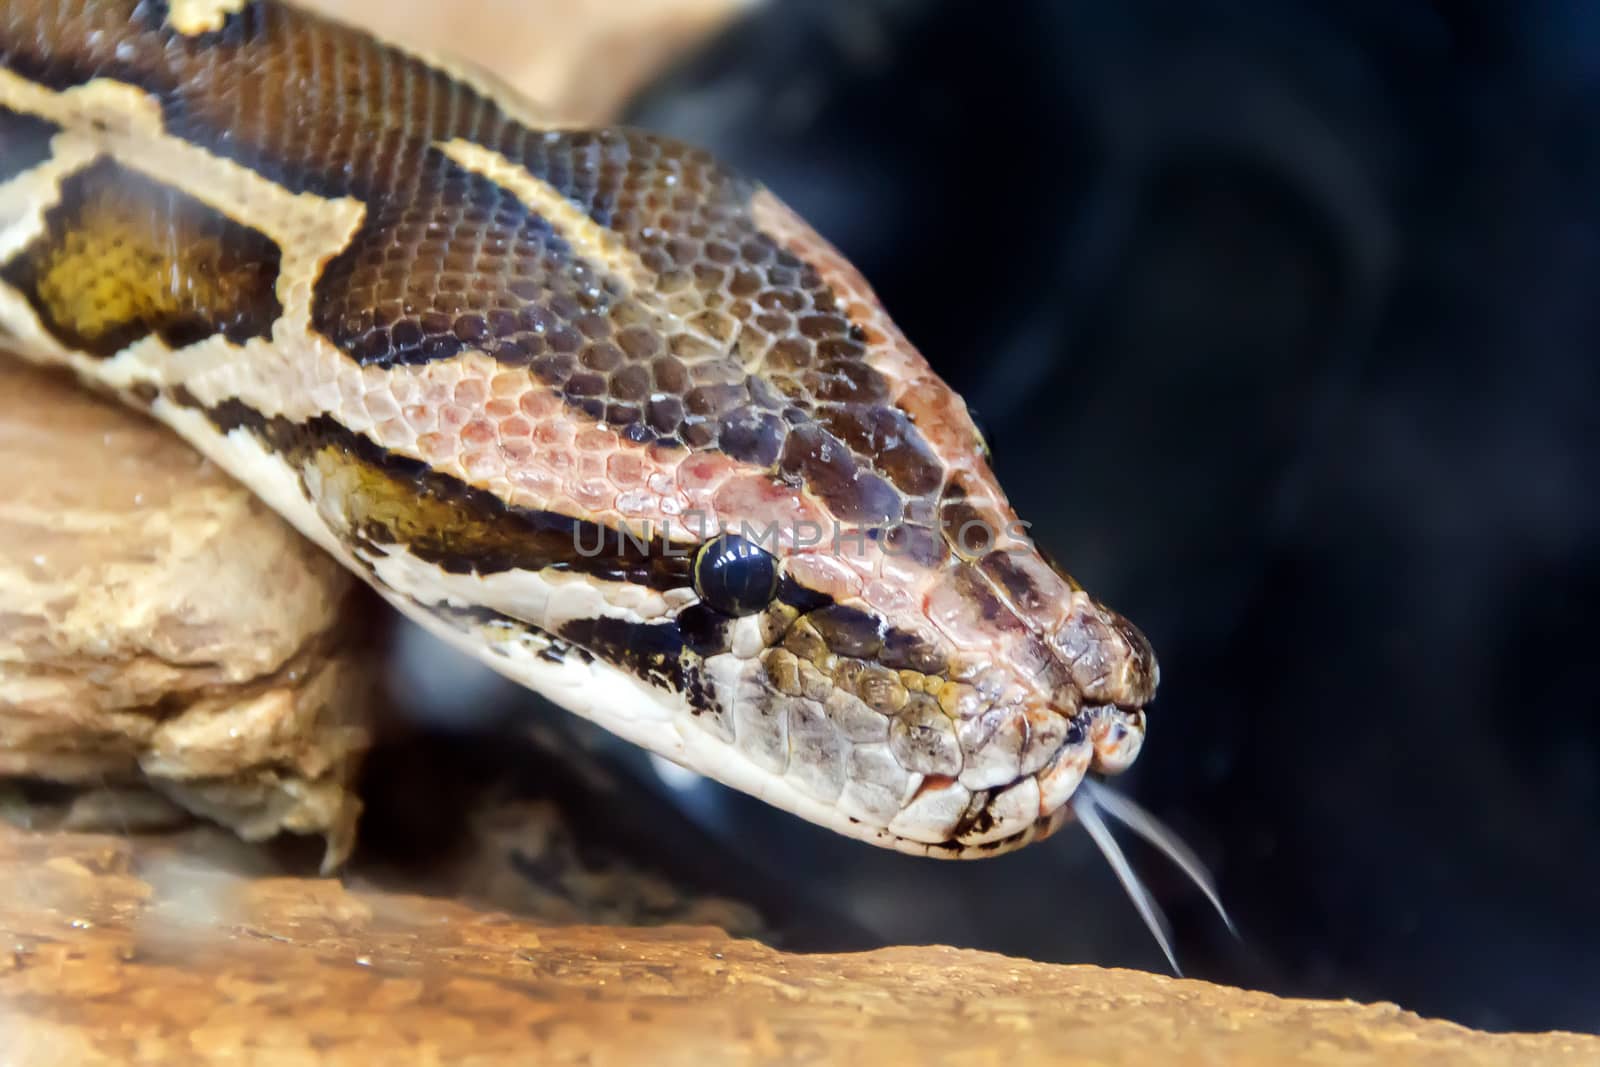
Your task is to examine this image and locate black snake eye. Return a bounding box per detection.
[693,533,779,617]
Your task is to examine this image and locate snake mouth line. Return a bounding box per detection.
[902,694,1234,974]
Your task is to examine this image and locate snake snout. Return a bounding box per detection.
[1086,705,1147,775]
[1049,595,1158,776]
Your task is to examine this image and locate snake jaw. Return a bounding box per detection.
[924,592,1156,848]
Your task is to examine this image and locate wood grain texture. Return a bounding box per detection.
[1,823,1596,1067]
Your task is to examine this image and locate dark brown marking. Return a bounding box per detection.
[431,602,590,666]
[0,0,949,533]
[949,562,1030,635]
[200,399,694,591]
[806,604,884,659]
[0,157,281,357]
[940,499,1000,560]
[780,423,903,526]
[0,105,57,182]
[776,575,833,615]
[313,153,640,370]
[877,628,947,676]
[818,405,943,496]
[978,551,1051,616]
[559,609,725,708]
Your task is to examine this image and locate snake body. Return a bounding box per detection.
[0,0,1158,860]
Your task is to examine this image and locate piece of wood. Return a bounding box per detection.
[0,362,372,864]
[0,824,1594,1067]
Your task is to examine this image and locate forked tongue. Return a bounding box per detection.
[1071,777,1236,975]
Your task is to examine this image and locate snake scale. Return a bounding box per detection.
[0,0,1224,961]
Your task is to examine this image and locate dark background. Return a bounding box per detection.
[619,0,1600,1034]
[378,0,1598,1038]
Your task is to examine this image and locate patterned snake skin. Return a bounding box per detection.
[0,0,1161,862]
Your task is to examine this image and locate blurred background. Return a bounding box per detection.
[361,0,1600,1038]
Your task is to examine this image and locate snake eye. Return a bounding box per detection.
[693,533,779,617]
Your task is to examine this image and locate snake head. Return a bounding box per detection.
[155,101,1162,856]
[283,128,1166,859]
[639,188,1159,857]
[386,167,1162,859]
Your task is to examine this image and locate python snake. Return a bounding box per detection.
[0,0,1223,962]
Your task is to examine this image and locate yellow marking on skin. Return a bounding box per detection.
[0,139,96,262]
[7,158,283,355]
[301,439,578,571]
[166,0,254,35]
[0,71,364,422]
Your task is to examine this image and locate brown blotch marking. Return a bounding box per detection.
[0,0,952,524]
[717,404,788,467]
[779,424,902,526]
[200,400,692,590]
[768,585,946,699]
[197,403,726,701]
[0,105,58,182]
[312,151,640,370]
[0,0,509,195]
[806,603,884,659]
[949,788,997,841]
[878,628,947,676]
[940,498,1000,560]
[949,562,1030,636]
[978,551,1052,616]
[0,158,281,357]
[817,405,943,497]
